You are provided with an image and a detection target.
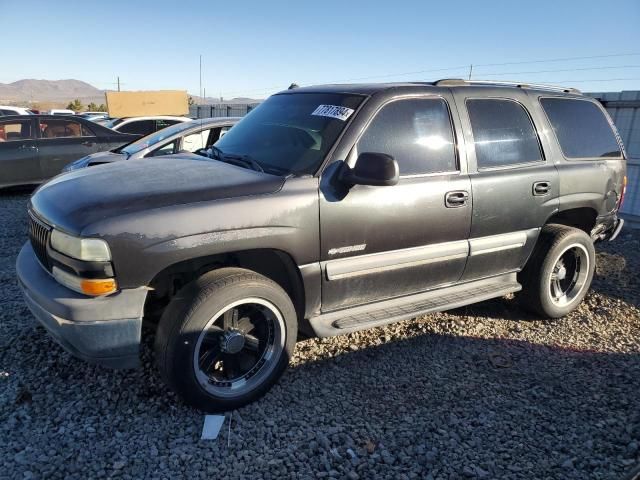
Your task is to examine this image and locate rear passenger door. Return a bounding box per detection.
[0,118,40,187]
[451,89,559,281]
[319,94,472,311]
[37,118,101,177]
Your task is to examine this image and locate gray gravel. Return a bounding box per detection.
[1,190,639,480]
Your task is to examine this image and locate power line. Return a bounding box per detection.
[218,52,640,98]
[479,65,640,78]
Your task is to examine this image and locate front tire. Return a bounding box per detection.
[154,268,297,412]
[518,224,596,318]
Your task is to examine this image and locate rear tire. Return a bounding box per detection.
[518,224,595,318]
[154,267,297,412]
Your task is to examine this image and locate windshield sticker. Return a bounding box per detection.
[311,105,355,121]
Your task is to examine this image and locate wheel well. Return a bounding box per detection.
[545,208,598,234]
[143,249,305,324]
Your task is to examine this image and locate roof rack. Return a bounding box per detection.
[433,78,581,94]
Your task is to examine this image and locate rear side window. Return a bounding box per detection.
[0,120,33,141]
[357,98,456,175]
[156,119,181,131]
[119,120,155,136]
[540,98,621,159]
[467,99,542,169]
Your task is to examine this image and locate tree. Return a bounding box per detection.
[87,102,99,112]
[66,99,84,112]
[188,96,195,106]
[97,104,107,112]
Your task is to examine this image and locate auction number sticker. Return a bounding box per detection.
[311,104,355,121]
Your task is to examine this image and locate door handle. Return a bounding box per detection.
[18,144,37,150]
[445,190,469,208]
[533,181,551,196]
[82,141,95,147]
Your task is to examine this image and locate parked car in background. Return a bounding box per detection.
[0,106,32,116]
[104,116,191,136]
[77,112,109,121]
[63,117,239,171]
[48,109,75,116]
[78,111,108,117]
[81,114,110,123]
[0,114,140,188]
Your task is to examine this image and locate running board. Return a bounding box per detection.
[309,273,521,337]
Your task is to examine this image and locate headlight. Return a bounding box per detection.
[50,229,111,261]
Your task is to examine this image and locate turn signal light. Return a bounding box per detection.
[52,267,118,296]
[80,278,118,296]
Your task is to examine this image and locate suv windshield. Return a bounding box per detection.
[214,92,364,175]
[120,121,197,155]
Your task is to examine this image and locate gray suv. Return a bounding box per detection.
[17,80,627,411]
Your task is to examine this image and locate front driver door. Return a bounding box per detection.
[319,95,472,312]
[0,118,40,187]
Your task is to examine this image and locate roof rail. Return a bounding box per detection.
[433,78,581,94]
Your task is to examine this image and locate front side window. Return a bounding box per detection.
[357,98,456,175]
[40,119,93,138]
[214,92,365,175]
[121,121,199,155]
[146,140,177,157]
[0,120,33,142]
[467,99,542,169]
[540,97,621,159]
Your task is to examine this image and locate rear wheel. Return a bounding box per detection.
[518,224,596,318]
[154,268,297,412]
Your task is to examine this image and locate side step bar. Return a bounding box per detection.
[309,273,521,337]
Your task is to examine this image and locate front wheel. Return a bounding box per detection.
[154,268,297,412]
[518,224,596,318]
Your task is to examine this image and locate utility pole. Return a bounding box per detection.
[468,64,473,80]
[199,55,202,105]
[117,76,120,92]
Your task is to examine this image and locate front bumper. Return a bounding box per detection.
[16,243,147,369]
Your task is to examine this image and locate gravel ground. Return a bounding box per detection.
[1,190,639,480]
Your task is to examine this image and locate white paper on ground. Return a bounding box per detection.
[201,415,225,440]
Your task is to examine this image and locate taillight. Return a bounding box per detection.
[618,175,627,209]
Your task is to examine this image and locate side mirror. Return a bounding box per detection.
[339,152,399,187]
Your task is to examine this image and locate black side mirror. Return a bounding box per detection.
[339,152,399,187]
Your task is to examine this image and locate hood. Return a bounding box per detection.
[62,151,126,172]
[31,154,285,234]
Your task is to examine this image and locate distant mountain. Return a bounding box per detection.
[0,79,264,107]
[0,79,105,104]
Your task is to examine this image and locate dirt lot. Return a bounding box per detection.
[1,190,639,480]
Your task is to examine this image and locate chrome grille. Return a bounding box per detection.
[28,210,52,270]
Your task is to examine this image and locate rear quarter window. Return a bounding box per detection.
[540,97,621,159]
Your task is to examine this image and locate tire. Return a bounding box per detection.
[518,224,596,318]
[154,267,297,412]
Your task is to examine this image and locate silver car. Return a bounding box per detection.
[63,117,239,171]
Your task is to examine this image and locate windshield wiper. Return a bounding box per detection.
[221,153,264,173]
[204,146,264,173]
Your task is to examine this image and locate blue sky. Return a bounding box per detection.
[1,0,639,98]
